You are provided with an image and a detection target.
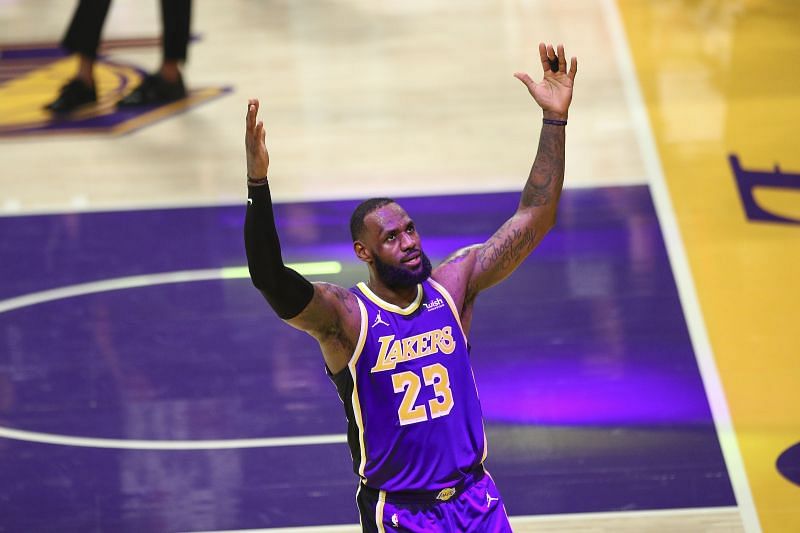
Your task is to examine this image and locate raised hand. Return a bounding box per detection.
[245,98,269,180]
[514,43,577,120]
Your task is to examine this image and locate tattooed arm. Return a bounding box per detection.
[433,43,577,317]
[286,282,362,374]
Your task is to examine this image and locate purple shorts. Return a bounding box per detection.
[356,468,512,532]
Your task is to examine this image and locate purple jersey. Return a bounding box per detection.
[329,279,487,492]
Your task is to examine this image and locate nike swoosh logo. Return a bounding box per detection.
[247,198,253,205]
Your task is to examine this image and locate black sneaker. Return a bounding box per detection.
[117,73,186,107]
[44,78,97,114]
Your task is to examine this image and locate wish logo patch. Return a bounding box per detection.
[423,297,445,312]
[0,38,231,138]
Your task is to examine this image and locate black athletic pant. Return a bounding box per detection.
[61,0,192,61]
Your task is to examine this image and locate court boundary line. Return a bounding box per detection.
[181,506,741,532]
[0,262,344,450]
[0,425,347,450]
[0,177,648,217]
[601,1,760,532]
[0,263,340,314]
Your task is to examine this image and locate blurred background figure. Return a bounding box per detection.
[44,0,191,114]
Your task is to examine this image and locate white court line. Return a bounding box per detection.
[0,262,341,314]
[181,506,740,533]
[0,176,648,217]
[511,506,739,523]
[601,1,760,532]
[0,426,347,450]
[0,261,343,450]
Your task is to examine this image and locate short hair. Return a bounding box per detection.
[350,197,396,241]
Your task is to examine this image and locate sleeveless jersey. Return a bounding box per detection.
[329,278,487,492]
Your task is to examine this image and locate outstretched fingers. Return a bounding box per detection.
[513,71,536,93]
[557,44,567,74]
[546,44,557,73]
[244,98,269,180]
[245,98,267,162]
[538,42,558,73]
[246,98,260,131]
[538,42,551,73]
[537,42,577,81]
[256,120,265,143]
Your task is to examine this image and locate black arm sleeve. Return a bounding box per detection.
[244,181,314,319]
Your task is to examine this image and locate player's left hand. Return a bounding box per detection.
[245,98,269,180]
[514,43,577,120]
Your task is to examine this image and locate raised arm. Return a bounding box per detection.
[433,43,577,311]
[243,99,361,373]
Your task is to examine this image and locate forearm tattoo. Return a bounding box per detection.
[477,221,535,273]
[520,124,565,208]
[473,125,564,281]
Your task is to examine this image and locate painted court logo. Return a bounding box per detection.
[0,37,231,138]
[777,441,800,487]
[730,154,800,225]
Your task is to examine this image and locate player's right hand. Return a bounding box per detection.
[245,98,269,180]
[513,43,577,121]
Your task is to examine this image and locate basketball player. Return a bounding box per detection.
[244,42,577,532]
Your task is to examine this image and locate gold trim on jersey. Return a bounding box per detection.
[356,281,423,315]
[348,298,369,481]
[376,490,387,533]
[482,426,489,464]
[355,485,364,531]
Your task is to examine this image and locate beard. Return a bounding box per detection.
[373,251,433,289]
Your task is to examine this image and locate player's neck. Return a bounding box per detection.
[366,277,419,308]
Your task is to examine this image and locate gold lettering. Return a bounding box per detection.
[372,335,398,372]
[387,340,402,364]
[438,326,455,354]
[431,329,441,350]
[371,327,457,373]
[418,332,432,357]
[402,336,416,361]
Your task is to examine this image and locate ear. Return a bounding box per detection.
[353,240,372,263]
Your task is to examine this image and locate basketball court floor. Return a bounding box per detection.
[1,1,798,531]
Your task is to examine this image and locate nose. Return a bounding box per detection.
[399,231,416,251]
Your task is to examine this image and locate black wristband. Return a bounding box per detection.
[543,118,567,126]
